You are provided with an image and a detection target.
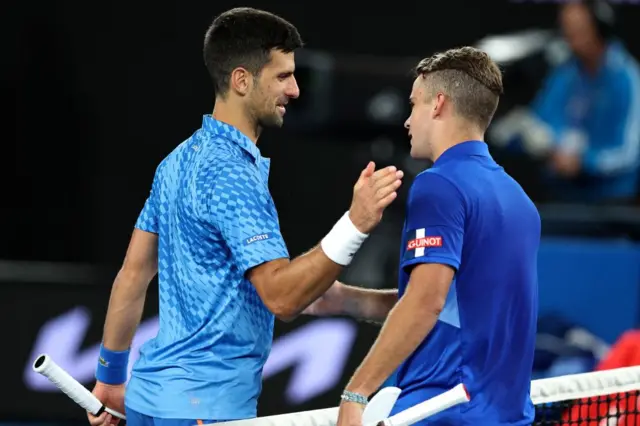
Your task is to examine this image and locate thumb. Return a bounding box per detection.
[361,161,375,178]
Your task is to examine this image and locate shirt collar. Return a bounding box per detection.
[201,115,262,164]
[433,140,491,166]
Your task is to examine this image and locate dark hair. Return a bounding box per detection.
[203,8,303,98]
[415,46,503,131]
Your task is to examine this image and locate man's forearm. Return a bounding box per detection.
[344,295,439,397]
[102,269,149,351]
[341,285,398,324]
[582,147,632,177]
[271,245,344,318]
[258,211,371,319]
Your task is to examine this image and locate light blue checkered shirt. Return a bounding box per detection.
[125,115,289,420]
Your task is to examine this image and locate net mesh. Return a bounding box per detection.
[215,367,640,426]
[534,391,640,425]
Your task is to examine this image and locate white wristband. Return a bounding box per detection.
[321,211,369,266]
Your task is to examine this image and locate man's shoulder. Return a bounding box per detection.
[191,131,258,181]
[602,43,640,86]
[200,153,264,205]
[409,169,466,211]
[413,167,456,187]
[413,166,467,196]
[155,134,258,197]
[413,161,532,206]
[196,130,250,165]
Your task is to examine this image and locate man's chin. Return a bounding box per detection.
[409,145,420,158]
[259,116,284,129]
[410,146,429,161]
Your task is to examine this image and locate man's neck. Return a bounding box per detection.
[581,43,607,76]
[431,127,484,163]
[212,98,261,143]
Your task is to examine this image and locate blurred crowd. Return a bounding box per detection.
[489,0,640,205]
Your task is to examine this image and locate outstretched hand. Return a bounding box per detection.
[349,162,403,234]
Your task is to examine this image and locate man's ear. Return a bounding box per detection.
[432,92,446,118]
[230,67,253,96]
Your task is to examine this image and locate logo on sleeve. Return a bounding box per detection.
[405,228,442,258]
[244,232,274,246]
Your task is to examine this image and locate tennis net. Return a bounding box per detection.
[215,366,640,426]
[532,366,640,425]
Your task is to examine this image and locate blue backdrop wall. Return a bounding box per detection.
[538,237,640,344]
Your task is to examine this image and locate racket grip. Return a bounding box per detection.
[32,354,114,417]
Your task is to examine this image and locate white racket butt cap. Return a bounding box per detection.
[32,354,104,416]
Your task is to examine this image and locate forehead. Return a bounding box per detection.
[410,76,426,98]
[561,3,591,27]
[263,49,296,73]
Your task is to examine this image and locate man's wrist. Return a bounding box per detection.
[332,282,351,316]
[321,211,368,266]
[95,344,130,385]
[347,210,369,235]
[340,284,365,318]
[341,389,368,406]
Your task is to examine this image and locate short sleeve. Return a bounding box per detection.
[135,169,160,234]
[210,161,289,276]
[400,172,465,274]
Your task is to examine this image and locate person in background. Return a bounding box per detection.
[490,0,640,204]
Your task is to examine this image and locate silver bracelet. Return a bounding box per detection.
[341,389,368,405]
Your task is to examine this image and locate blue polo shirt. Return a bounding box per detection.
[125,115,289,420]
[390,141,540,425]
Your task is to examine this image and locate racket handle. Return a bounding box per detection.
[32,354,126,420]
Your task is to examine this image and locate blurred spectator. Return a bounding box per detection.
[593,329,640,370]
[533,314,608,379]
[490,0,640,204]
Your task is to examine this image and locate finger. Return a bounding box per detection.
[367,161,376,176]
[88,412,108,426]
[373,170,404,191]
[375,175,403,200]
[102,414,113,426]
[376,190,398,209]
[361,161,375,178]
[370,165,397,182]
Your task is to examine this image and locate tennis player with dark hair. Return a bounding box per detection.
[307,47,540,425]
[87,7,403,426]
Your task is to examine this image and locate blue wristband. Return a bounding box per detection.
[95,344,130,385]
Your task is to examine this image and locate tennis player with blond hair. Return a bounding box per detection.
[307,47,540,426]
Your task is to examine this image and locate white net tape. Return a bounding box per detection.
[213,366,640,426]
[530,365,640,405]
